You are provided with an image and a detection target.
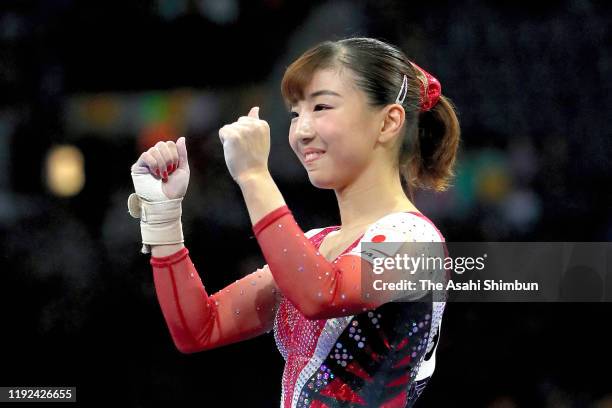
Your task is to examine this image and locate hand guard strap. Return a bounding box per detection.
[128,193,184,254]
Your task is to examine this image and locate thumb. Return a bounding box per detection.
[176,137,189,169]
[248,106,259,119]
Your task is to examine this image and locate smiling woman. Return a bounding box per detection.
[286,68,384,191]
[129,37,460,408]
[282,38,460,195]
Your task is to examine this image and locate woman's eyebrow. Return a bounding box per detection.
[289,90,342,109]
[308,90,342,98]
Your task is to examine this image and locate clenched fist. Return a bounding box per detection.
[131,137,190,202]
[129,137,189,253]
[219,107,271,183]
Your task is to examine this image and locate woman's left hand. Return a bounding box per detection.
[219,107,271,184]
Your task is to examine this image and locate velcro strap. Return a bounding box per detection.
[127,193,184,254]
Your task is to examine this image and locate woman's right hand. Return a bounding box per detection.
[130,137,190,202]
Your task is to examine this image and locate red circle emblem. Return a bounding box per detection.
[372,234,386,243]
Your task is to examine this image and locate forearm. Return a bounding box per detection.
[151,248,214,353]
[151,243,185,257]
[237,171,286,226]
[151,247,281,353]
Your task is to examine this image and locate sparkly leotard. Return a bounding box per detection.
[150,206,446,408]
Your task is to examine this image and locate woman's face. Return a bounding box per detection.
[288,67,383,190]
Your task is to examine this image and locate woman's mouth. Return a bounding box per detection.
[304,151,324,164]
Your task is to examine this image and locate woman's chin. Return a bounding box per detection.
[307,173,336,190]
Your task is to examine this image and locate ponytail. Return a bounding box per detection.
[402,95,461,192]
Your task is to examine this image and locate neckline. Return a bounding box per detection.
[327,210,425,234]
[315,227,362,262]
[313,211,435,262]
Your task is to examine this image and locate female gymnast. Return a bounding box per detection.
[129,37,460,407]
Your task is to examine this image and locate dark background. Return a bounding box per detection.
[1,0,611,406]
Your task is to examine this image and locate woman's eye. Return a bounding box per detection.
[290,111,299,119]
[314,104,331,111]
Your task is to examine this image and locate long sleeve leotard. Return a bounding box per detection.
[150,206,447,408]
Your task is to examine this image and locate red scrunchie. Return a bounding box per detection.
[410,61,442,112]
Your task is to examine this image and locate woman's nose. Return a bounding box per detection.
[295,117,315,141]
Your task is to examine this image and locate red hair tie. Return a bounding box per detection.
[409,61,442,112]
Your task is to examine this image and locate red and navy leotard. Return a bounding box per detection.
[150,206,447,407]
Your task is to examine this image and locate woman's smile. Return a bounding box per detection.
[301,147,326,165]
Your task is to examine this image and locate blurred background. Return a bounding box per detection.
[1,0,611,406]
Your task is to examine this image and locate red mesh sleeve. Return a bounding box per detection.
[253,206,379,320]
[150,248,281,353]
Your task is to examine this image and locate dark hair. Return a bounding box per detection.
[281,37,460,193]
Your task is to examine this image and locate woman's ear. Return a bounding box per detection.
[378,104,405,144]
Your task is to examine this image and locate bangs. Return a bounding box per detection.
[281,42,339,107]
